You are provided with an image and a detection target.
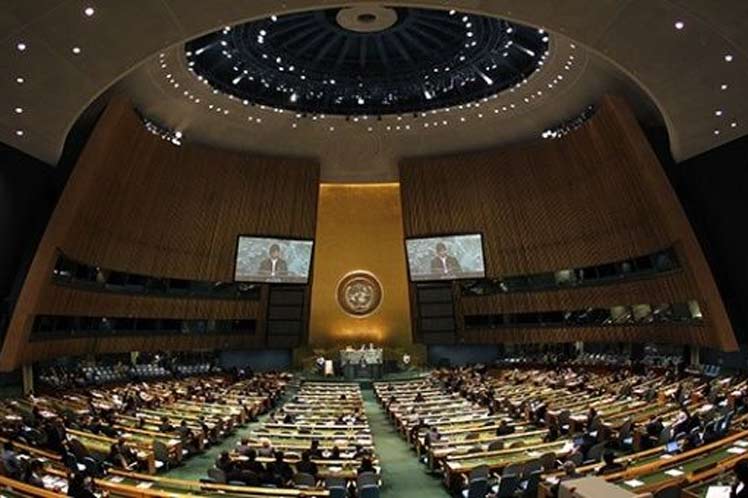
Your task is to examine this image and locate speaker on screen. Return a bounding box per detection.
[234,236,314,284]
[406,234,485,282]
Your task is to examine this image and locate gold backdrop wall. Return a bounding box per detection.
[309,183,412,347]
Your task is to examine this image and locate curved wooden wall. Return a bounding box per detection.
[0,97,319,370]
[400,95,736,350]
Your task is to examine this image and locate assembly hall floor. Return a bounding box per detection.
[165,384,447,498]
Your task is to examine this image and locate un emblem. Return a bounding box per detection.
[337,271,383,317]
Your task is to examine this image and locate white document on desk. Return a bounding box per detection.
[705,486,731,498]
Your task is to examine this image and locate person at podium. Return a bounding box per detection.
[258,244,287,277]
[430,242,462,276]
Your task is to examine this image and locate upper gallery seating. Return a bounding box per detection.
[37,354,224,388]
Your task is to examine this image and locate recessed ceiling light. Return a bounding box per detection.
[714,129,720,135]
[674,21,685,30]
[731,122,738,128]
[16,42,26,51]
[720,84,728,90]
[14,107,23,114]
[15,130,24,136]
[72,46,82,54]
[715,110,723,116]
[84,7,95,16]
[725,54,734,62]
[15,77,24,84]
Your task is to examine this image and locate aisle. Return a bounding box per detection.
[362,389,449,498]
[165,430,242,480]
[166,384,298,481]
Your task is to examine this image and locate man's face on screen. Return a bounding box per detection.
[270,248,280,259]
[437,246,447,257]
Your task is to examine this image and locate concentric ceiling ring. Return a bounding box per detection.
[185,6,550,116]
[336,6,398,33]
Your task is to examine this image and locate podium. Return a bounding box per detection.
[340,348,383,380]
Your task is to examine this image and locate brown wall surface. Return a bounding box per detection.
[309,184,412,347]
[0,98,319,369]
[400,95,736,350]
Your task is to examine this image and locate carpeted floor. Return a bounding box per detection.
[164,383,450,498]
[361,389,449,498]
[165,415,261,480]
[164,384,299,481]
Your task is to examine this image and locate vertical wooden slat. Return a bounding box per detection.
[400,95,736,350]
[0,97,319,370]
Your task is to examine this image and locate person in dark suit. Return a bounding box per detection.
[266,451,293,486]
[295,450,318,479]
[732,458,748,498]
[1,442,23,479]
[357,456,375,475]
[258,244,288,277]
[496,419,515,436]
[159,416,174,433]
[430,242,461,276]
[24,460,45,488]
[68,473,98,498]
[242,449,266,476]
[309,439,323,459]
[596,451,625,476]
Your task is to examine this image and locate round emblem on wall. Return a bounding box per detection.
[336,271,383,317]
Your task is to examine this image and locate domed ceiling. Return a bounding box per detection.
[1,0,747,181]
[185,6,549,115]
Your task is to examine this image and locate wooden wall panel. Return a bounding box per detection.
[459,271,697,315]
[462,324,709,347]
[402,103,667,275]
[0,97,318,370]
[26,334,265,365]
[63,102,317,281]
[401,95,736,350]
[35,286,262,319]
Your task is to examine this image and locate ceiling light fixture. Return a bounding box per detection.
[185,8,550,116]
[84,7,95,16]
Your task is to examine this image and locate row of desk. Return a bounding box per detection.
[375,368,748,497]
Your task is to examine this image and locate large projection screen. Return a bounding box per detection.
[406,234,485,282]
[234,236,314,284]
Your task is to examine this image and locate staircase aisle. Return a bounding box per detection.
[362,389,449,498]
